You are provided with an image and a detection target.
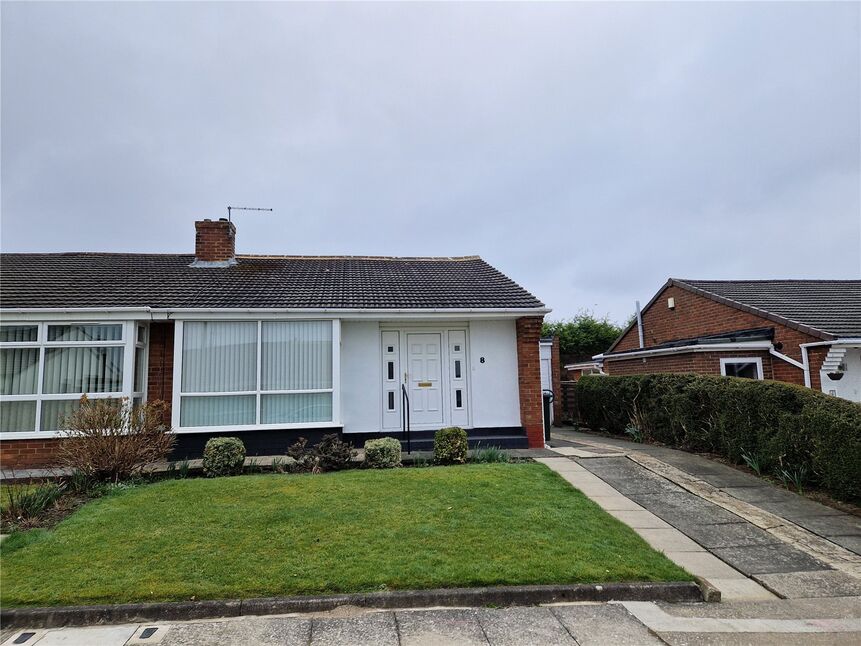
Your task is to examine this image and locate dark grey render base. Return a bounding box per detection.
[0,582,705,629]
[170,428,342,460]
[170,426,529,460]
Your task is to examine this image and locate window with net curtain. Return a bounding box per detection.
[180,321,333,428]
[0,323,126,433]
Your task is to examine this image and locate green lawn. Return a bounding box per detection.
[0,463,691,606]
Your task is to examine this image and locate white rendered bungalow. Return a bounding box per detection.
[0,219,551,467]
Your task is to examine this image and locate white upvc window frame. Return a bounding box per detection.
[0,321,143,439]
[171,319,342,434]
[132,323,149,406]
[720,357,764,380]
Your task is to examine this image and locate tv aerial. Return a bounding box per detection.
[226,206,273,222]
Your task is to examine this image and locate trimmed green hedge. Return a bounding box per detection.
[575,374,861,502]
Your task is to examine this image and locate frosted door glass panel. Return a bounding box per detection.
[261,321,332,391]
[0,401,37,432]
[180,395,256,427]
[1,348,40,395]
[182,322,257,393]
[0,326,38,342]
[42,347,124,394]
[47,324,122,342]
[261,393,332,424]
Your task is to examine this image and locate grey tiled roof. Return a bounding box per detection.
[676,279,861,338]
[0,253,545,311]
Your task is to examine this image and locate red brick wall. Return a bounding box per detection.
[551,336,563,424]
[516,316,545,448]
[147,321,175,424]
[0,438,63,469]
[194,219,236,262]
[610,284,818,385]
[607,350,774,379]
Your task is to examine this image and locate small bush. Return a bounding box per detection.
[283,435,355,472]
[574,374,861,503]
[287,437,308,460]
[58,397,175,483]
[364,437,402,468]
[315,434,356,471]
[434,427,468,464]
[472,445,510,463]
[202,437,246,477]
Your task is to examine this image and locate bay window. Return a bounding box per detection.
[0,322,146,435]
[177,320,336,429]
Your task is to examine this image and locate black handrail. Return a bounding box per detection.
[401,383,411,454]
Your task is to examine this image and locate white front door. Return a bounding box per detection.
[407,333,444,426]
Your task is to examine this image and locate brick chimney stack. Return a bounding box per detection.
[193,219,236,265]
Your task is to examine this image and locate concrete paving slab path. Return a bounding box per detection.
[549,604,665,645]
[161,617,310,646]
[710,544,831,575]
[605,508,674,529]
[636,528,705,553]
[753,570,861,598]
[476,607,575,646]
[5,599,861,645]
[672,522,780,549]
[395,608,487,646]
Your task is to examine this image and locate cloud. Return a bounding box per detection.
[2,2,859,321]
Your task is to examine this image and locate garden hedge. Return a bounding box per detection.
[574,374,861,502]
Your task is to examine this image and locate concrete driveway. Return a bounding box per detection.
[542,429,861,602]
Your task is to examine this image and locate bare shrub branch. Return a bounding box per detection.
[57,396,175,483]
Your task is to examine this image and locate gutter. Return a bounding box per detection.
[598,337,861,392]
[596,341,773,361]
[0,306,552,320]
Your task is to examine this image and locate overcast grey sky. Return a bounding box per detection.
[2,2,859,322]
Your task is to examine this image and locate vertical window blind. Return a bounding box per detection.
[0,323,140,434]
[180,320,334,428]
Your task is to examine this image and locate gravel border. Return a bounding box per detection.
[1,582,705,629]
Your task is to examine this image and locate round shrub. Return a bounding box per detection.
[202,437,246,477]
[364,437,402,468]
[434,427,468,465]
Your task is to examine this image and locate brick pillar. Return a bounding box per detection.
[807,345,830,393]
[147,321,175,425]
[551,335,563,425]
[516,316,545,448]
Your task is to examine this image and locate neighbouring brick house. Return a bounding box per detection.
[597,279,861,403]
[0,219,551,468]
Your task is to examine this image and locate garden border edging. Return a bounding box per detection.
[0,582,705,629]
